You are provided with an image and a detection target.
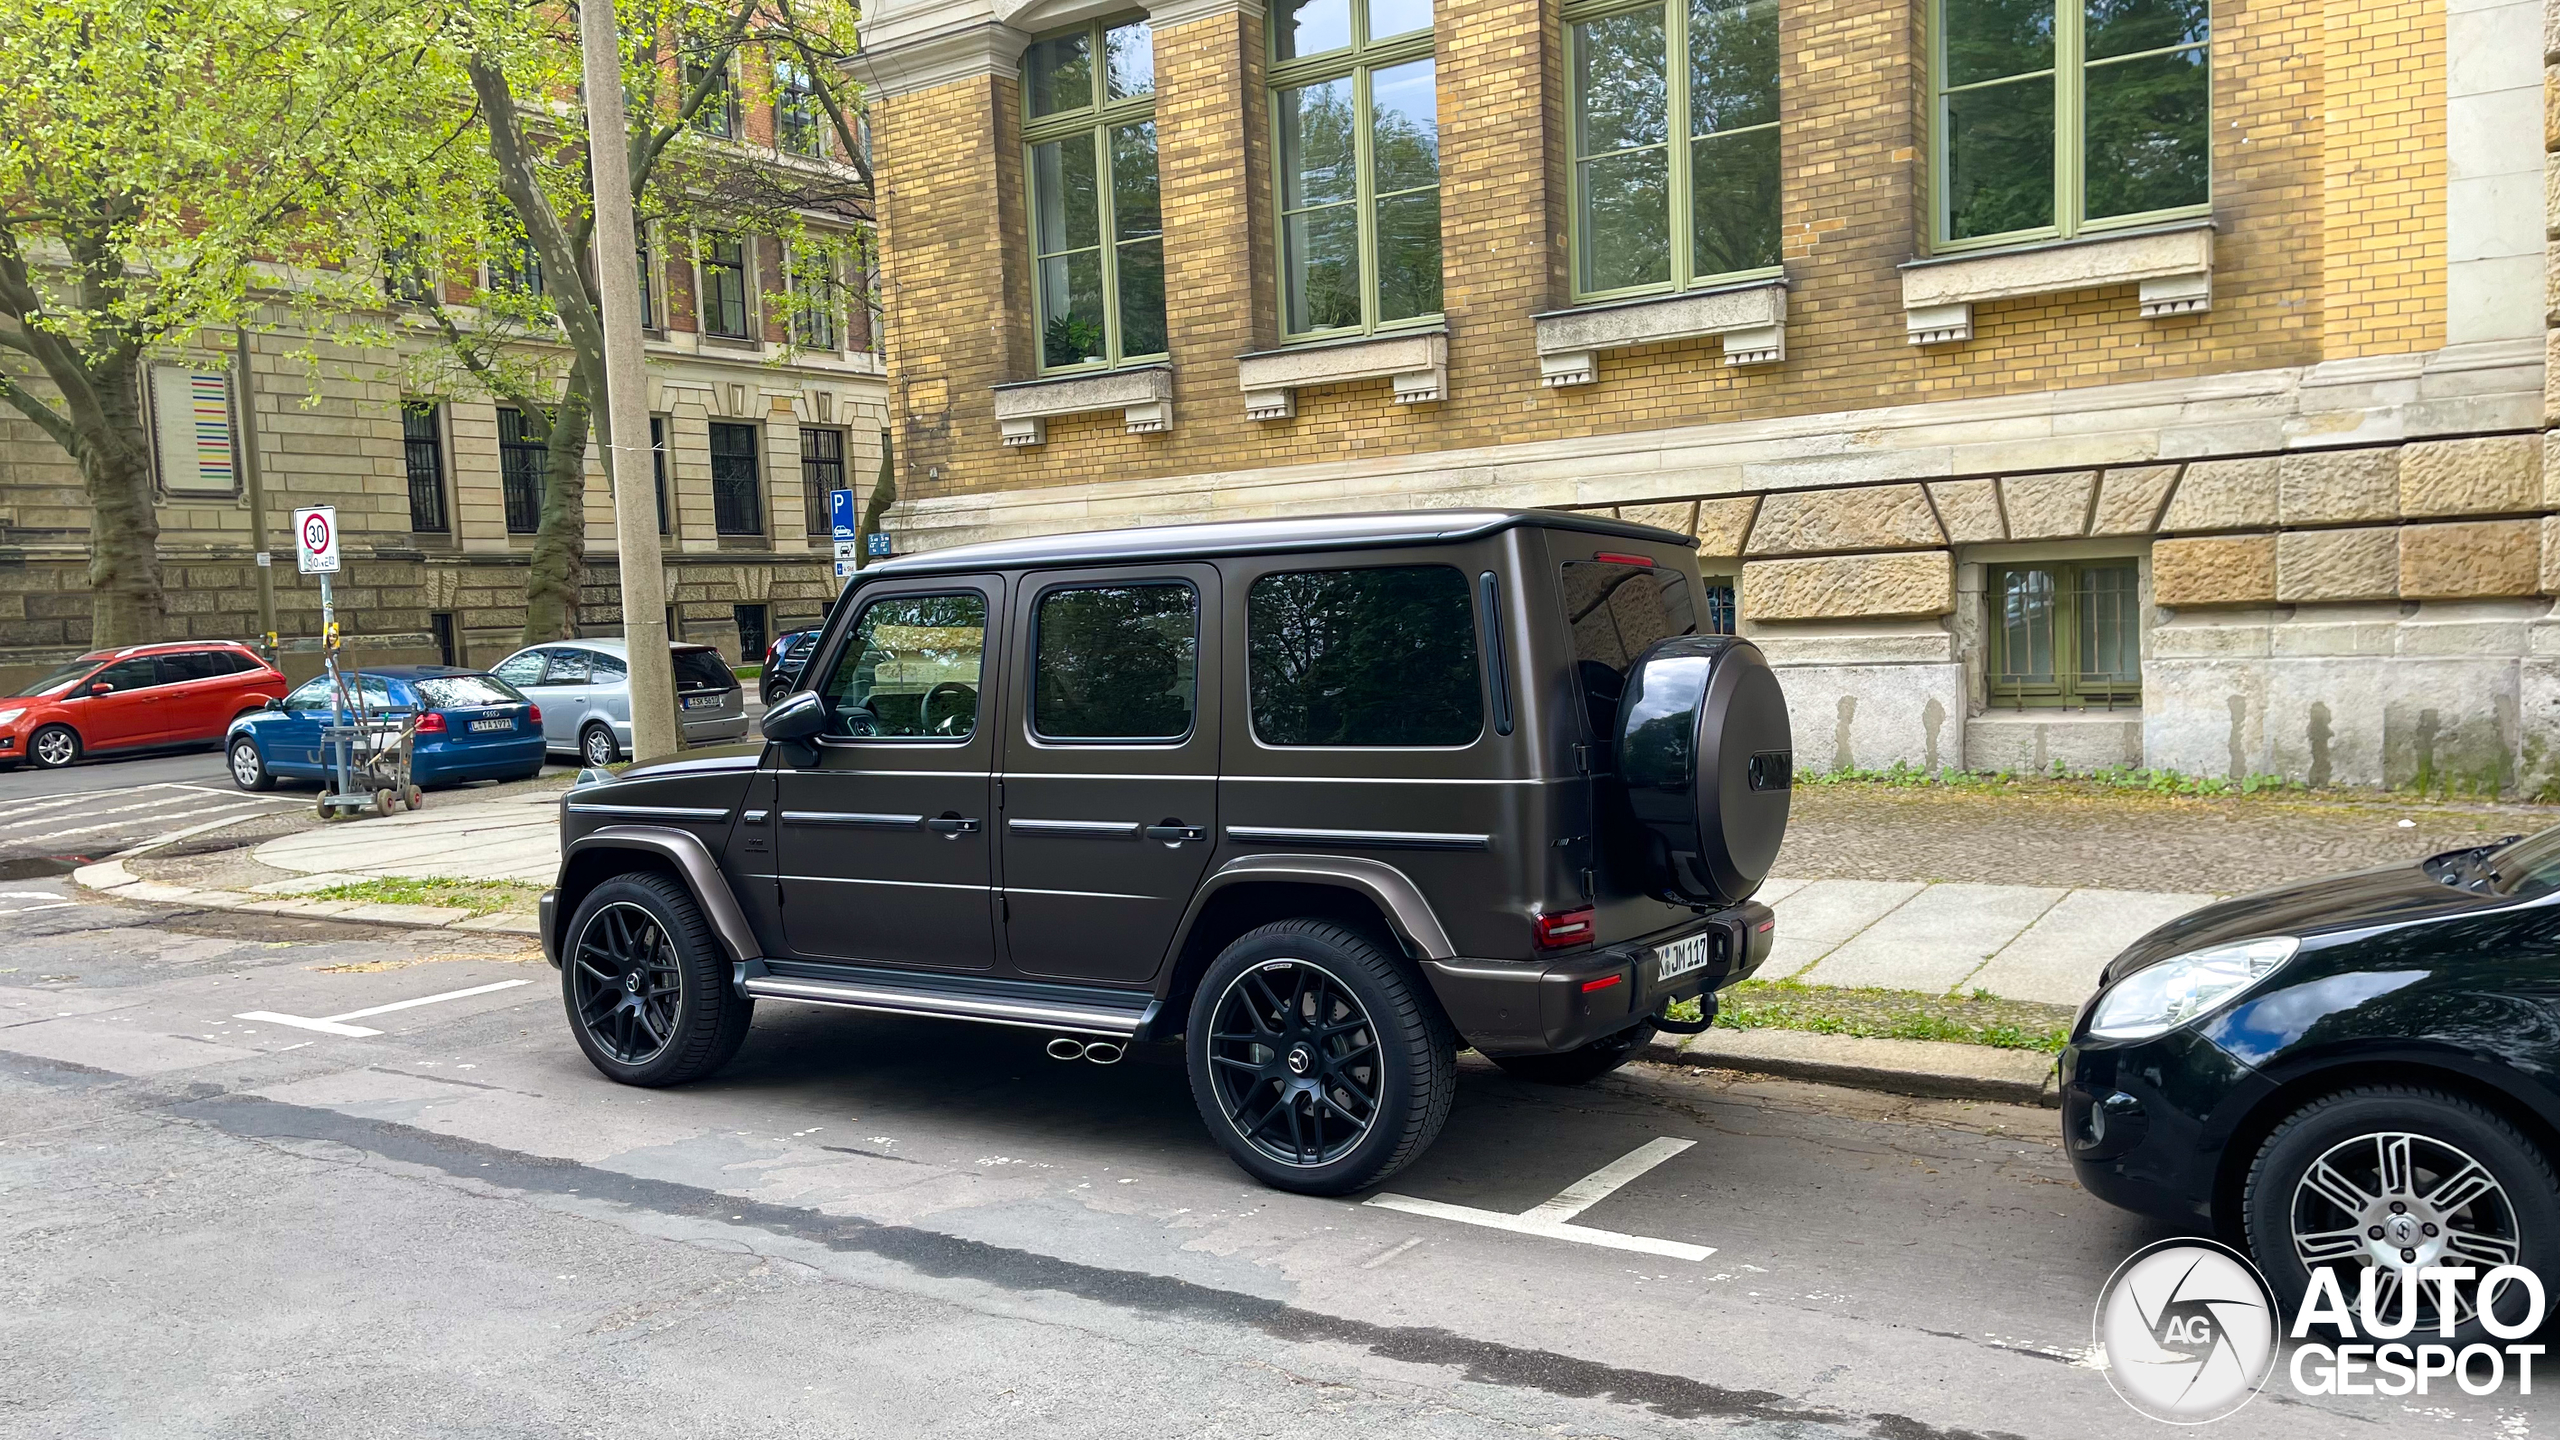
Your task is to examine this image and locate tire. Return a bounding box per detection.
[228,737,277,792]
[761,677,785,707]
[28,723,80,770]
[1186,919,1457,1196]
[561,872,753,1087]
[580,723,620,768]
[1490,1020,1659,1086]
[2242,1084,2560,1341]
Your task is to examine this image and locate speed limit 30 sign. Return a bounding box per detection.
[294,505,340,575]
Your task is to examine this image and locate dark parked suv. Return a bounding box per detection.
[541,510,1791,1194]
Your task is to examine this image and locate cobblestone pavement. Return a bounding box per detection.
[1776,782,2549,893]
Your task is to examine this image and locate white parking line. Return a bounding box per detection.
[1365,1137,1712,1261]
[234,979,533,1038]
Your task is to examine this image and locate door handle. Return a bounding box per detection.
[926,815,981,837]
[1143,824,1207,844]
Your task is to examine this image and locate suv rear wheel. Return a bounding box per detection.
[1186,920,1456,1196]
[562,873,753,1087]
[1490,1021,1658,1086]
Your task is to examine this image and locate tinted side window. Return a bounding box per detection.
[816,593,987,738]
[156,652,222,684]
[545,651,593,685]
[490,651,546,687]
[588,651,630,682]
[93,659,161,691]
[1249,565,1481,747]
[1033,583,1198,741]
[1559,559,1697,740]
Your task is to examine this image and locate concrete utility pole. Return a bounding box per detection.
[579,0,677,762]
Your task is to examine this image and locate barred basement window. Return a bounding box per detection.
[1987,560,2141,709]
[1565,0,1779,300]
[1024,16,1166,371]
[401,402,449,534]
[1933,0,2209,247]
[709,421,764,536]
[1271,0,1440,339]
[496,406,546,535]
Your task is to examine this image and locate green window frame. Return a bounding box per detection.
[1269,0,1440,341]
[1562,0,1779,303]
[1022,16,1167,373]
[1986,560,2142,709]
[1932,0,2209,250]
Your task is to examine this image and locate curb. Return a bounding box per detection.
[1642,1026,2061,1108]
[72,858,539,937]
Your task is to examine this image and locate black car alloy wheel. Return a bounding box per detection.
[1206,958,1381,1168]
[2289,1131,2520,1329]
[570,901,684,1066]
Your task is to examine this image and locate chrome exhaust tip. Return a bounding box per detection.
[1082,1040,1124,1066]
[1045,1037,1088,1061]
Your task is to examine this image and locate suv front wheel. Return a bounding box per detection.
[562,873,753,1087]
[1186,920,1456,1196]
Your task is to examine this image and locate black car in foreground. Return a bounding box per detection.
[2063,827,2560,1333]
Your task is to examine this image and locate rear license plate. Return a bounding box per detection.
[682,695,720,712]
[469,718,512,733]
[1653,931,1717,983]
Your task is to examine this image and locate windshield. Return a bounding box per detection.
[2487,827,2560,899]
[416,675,527,708]
[20,658,103,696]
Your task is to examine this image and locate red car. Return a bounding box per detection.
[0,641,290,769]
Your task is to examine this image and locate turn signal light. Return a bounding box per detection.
[414,711,446,734]
[527,705,542,726]
[1533,906,1596,950]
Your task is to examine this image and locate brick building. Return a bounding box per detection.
[0,99,887,686]
[859,0,2555,794]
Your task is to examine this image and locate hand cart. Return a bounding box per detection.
[315,660,427,820]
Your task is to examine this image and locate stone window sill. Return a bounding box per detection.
[1532,278,1788,387]
[1236,329,1446,421]
[1899,219,2215,345]
[991,364,1174,447]
[700,333,761,351]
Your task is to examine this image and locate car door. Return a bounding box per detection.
[586,649,631,744]
[152,650,236,741]
[536,649,594,747]
[262,675,333,775]
[997,565,1220,986]
[774,577,1002,971]
[72,657,169,749]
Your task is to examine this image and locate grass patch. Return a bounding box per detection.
[1798,759,2313,798]
[1665,978,2075,1053]
[306,875,546,917]
[734,663,762,679]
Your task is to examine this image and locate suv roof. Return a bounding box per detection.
[861,508,1687,580]
[76,640,258,662]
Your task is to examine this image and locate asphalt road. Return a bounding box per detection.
[1,883,2531,1438]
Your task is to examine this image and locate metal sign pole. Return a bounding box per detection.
[322,574,352,803]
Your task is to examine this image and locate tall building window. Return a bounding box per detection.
[402,402,449,533]
[792,250,841,350]
[636,227,659,329]
[1933,0,2209,246]
[1987,561,2142,708]
[688,57,738,138]
[1271,0,1438,340]
[1565,0,1778,300]
[1023,17,1166,371]
[649,416,673,534]
[496,406,546,534]
[708,421,764,536]
[700,236,750,338]
[802,427,846,539]
[776,58,827,157]
[385,242,437,305]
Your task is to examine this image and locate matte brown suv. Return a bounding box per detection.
[541,510,1791,1194]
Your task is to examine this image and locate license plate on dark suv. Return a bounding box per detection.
[1655,931,1716,983]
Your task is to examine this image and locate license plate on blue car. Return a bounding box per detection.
[469,718,511,733]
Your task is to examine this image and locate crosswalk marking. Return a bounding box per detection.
[1366,1137,1713,1261]
[1,782,302,843]
[236,979,534,1037]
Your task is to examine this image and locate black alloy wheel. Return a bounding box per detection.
[2243,1085,2560,1340]
[1186,920,1456,1195]
[560,873,753,1086]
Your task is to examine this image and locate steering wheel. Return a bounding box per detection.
[922,682,976,736]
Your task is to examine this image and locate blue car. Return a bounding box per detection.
[226,665,548,791]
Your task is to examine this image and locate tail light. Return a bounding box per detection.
[527,704,542,726]
[1533,906,1596,951]
[414,711,446,734]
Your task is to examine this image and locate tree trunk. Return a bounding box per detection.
[82,358,164,647]
[520,383,591,644]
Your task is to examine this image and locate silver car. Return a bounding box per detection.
[487,639,748,767]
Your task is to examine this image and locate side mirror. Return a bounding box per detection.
[760,690,827,743]
[264,695,288,711]
[87,682,113,697]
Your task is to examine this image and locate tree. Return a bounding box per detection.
[402,0,871,644]
[0,0,465,646]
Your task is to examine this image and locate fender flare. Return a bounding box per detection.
[557,825,761,965]
[1168,853,1457,964]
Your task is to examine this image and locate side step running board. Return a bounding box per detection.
[738,969,1150,1037]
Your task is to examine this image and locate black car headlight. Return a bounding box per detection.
[2087,937,2297,1041]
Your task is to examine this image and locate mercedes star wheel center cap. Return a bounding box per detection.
[1286,1046,1314,1076]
